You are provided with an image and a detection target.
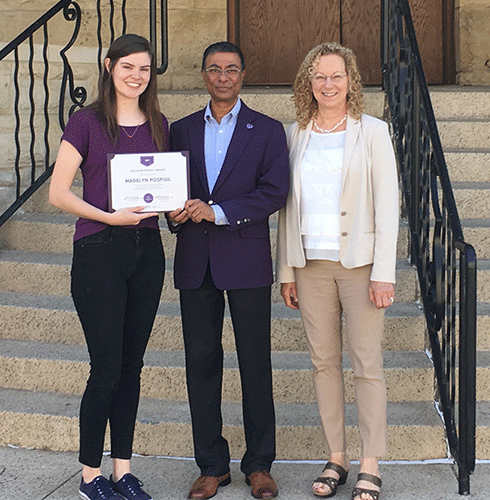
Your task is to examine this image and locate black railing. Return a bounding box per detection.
[381,0,477,495]
[0,1,169,228]
[95,0,168,74]
[0,0,85,227]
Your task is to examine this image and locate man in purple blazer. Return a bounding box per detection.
[168,42,289,499]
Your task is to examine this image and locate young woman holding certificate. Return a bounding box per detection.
[49,34,168,500]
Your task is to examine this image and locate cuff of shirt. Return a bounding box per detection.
[212,204,229,225]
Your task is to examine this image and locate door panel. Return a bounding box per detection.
[408,0,443,83]
[342,0,381,84]
[236,0,340,85]
[343,0,443,83]
[231,0,448,85]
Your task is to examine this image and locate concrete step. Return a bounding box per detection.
[451,183,490,219]
[23,179,80,215]
[2,290,490,353]
[2,336,489,404]
[158,88,385,123]
[157,87,490,124]
[0,211,412,260]
[0,212,177,256]
[2,337,465,403]
[0,291,429,352]
[0,249,420,303]
[445,150,490,183]
[17,178,490,245]
[0,387,460,461]
[429,87,490,120]
[3,212,490,259]
[439,120,490,151]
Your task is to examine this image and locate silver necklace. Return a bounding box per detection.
[313,113,348,133]
[120,122,141,138]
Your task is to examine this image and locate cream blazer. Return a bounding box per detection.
[276,114,399,284]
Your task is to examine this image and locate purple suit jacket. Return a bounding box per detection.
[169,102,289,290]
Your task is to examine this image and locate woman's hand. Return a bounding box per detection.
[50,141,158,227]
[281,282,299,309]
[108,206,158,226]
[369,281,395,309]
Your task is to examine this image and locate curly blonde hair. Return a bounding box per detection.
[293,42,364,128]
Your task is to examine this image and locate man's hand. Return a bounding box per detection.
[167,207,190,225]
[185,199,216,223]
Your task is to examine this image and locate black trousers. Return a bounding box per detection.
[179,266,276,477]
[71,226,164,468]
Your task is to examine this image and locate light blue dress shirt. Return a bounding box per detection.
[204,98,242,225]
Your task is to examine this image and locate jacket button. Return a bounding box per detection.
[208,200,214,205]
[237,221,241,225]
[340,211,347,216]
[341,232,347,236]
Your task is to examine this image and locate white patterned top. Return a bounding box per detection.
[300,130,345,261]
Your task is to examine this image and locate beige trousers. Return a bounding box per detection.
[295,260,388,458]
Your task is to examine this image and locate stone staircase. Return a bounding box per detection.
[0,87,489,462]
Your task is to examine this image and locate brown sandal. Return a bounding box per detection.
[351,472,382,500]
[312,461,349,498]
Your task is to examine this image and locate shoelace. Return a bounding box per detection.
[92,477,117,499]
[118,474,147,498]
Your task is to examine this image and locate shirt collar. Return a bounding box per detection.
[204,98,242,124]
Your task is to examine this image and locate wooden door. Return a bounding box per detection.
[229,0,451,85]
[342,0,444,84]
[228,0,341,85]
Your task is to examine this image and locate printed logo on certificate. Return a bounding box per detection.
[108,151,189,212]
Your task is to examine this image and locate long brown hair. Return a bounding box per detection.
[89,34,166,151]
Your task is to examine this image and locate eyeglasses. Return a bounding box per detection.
[204,67,242,78]
[312,74,347,85]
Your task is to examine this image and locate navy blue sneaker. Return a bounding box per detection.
[110,473,152,500]
[79,476,120,500]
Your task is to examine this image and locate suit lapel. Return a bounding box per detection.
[291,122,312,205]
[342,115,361,190]
[189,110,210,197]
[211,103,256,195]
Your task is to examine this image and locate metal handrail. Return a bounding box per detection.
[0,1,169,228]
[0,0,85,227]
[381,0,477,494]
[96,0,168,74]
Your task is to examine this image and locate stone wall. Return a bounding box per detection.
[0,0,227,93]
[0,0,226,212]
[457,0,490,85]
[1,0,489,212]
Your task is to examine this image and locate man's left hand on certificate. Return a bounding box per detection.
[185,199,216,223]
[167,207,190,225]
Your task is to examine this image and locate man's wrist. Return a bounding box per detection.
[211,204,229,225]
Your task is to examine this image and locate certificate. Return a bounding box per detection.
[108,151,189,212]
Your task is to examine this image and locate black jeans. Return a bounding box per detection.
[71,226,164,468]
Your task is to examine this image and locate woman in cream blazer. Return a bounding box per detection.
[277,43,398,500]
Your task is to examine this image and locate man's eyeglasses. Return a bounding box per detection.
[204,67,242,78]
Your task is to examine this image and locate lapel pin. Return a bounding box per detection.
[246,123,253,129]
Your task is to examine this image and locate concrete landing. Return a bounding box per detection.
[0,446,488,500]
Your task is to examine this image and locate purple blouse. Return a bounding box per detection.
[61,108,169,241]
